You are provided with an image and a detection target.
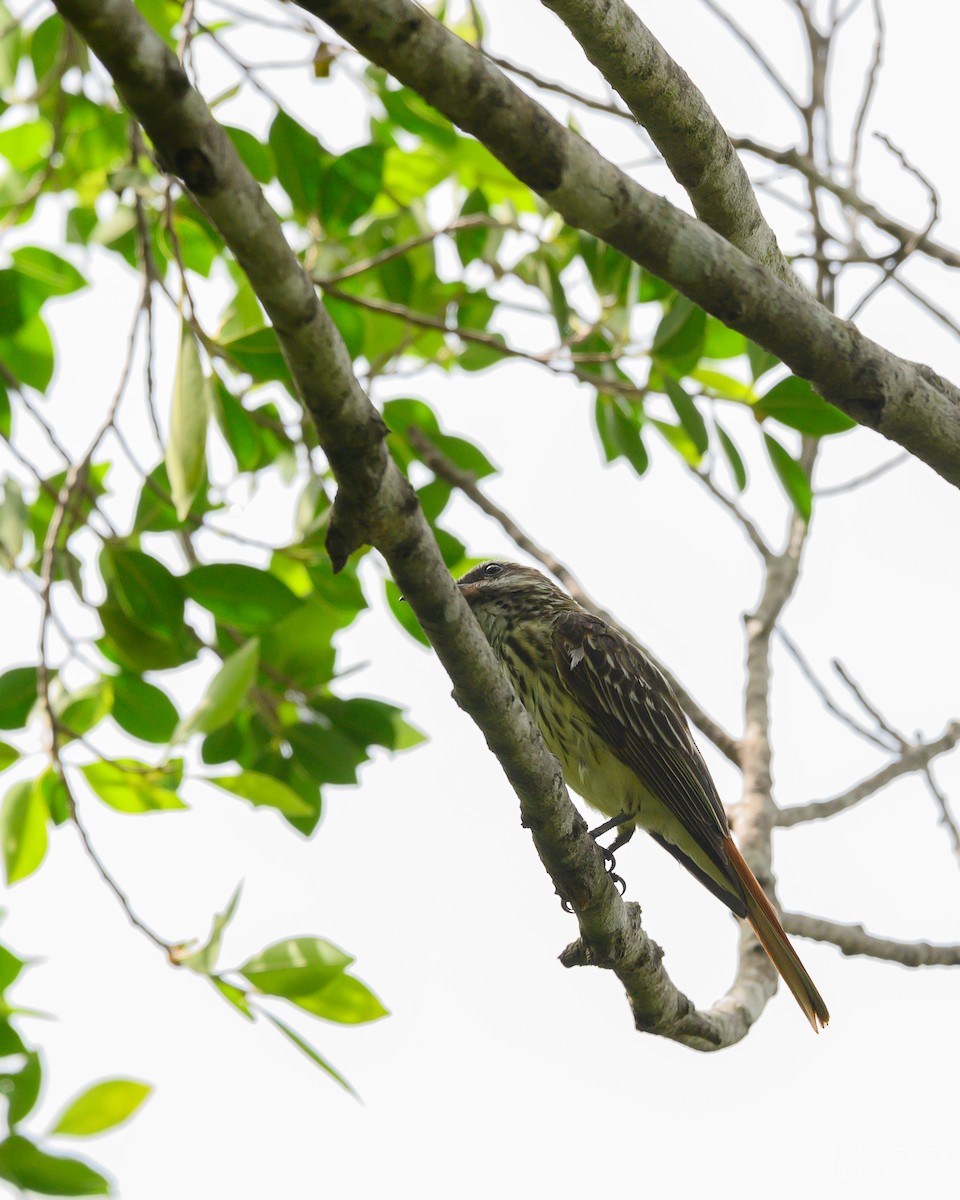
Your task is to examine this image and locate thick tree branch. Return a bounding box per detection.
[57,0,762,1049]
[539,0,801,287]
[777,722,960,826]
[783,913,960,966]
[302,0,960,489]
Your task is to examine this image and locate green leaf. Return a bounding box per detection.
[455,187,490,265]
[80,759,186,813]
[1,778,48,884]
[52,1080,151,1137]
[223,125,274,184]
[0,1135,109,1196]
[757,375,857,436]
[174,639,259,742]
[2,1050,41,1126]
[132,462,215,533]
[207,772,313,818]
[290,972,389,1024]
[747,339,780,381]
[210,976,253,1019]
[0,740,18,771]
[100,546,184,638]
[0,313,55,390]
[385,579,429,647]
[97,601,200,673]
[594,394,648,475]
[165,323,209,522]
[11,246,87,297]
[320,144,384,233]
[258,601,336,689]
[239,937,352,998]
[181,564,301,632]
[178,884,242,974]
[689,368,755,403]
[0,478,27,567]
[714,420,747,492]
[0,666,36,730]
[764,433,812,522]
[35,768,69,825]
[110,674,179,744]
[0,940,24,988]
[268,110,327,217]
[285,723,366,786]
[662,376,708,456]
[261,1012,356,1096]
[54,679,113,742]
[702,317,746,360]
[652,297,706,363]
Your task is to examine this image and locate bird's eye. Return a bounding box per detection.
[483,563,503,577]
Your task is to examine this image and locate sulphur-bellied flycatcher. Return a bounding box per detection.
[457,560,829,1032]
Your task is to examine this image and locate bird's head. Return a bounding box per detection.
[457,561,572,632]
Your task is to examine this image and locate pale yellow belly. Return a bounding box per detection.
[524,671,733,899]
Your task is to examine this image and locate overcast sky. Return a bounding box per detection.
[2,1,959,1197]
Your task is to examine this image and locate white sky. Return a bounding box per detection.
[1,1,959,1197]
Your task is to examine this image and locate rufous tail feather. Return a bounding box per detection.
[722,835,830,1032]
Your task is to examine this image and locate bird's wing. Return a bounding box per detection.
[551,608,732,873]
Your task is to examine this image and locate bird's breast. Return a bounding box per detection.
[497,626,649,823]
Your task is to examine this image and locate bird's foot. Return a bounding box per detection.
[599,844,627,896]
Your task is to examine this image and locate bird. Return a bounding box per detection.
[457,559,829,1032]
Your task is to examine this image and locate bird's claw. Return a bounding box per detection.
[600,844,627,895]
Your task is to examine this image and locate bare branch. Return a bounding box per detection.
[777,722,960,826]
[777,626,896,751]
[817,452,908,497]
[406,426,743,766]
[699,0,802,111]
[847,0,884,183]
[691,469,773,560]
[484,52,634,120]
[783,912,960,966]
[832,659,909,749]
[924,766,960,869]
[733,138,960,270]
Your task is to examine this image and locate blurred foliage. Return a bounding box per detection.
[0,920,150,1195]
[0,0,857,1186]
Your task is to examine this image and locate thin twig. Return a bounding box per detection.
[817,452,908,496]
[847,0,884,187]
[323,214,517,284]
[783,912,960,966]
[484,52,635,120]
[690,469,772,560]
[699,0,802,110]
[777,627,896,751]
[832,659,909,749]
[924,765,960,869]
[777,722,960,826]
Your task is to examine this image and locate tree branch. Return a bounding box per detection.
[777,722,960,826]
[540,0,801,287]
[300,0,960,489]
[783,913,960,966]
[56,0,762,1049]
[733,137,960,270]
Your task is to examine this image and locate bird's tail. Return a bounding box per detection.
[722,835,830,1032]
